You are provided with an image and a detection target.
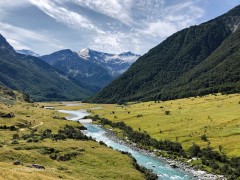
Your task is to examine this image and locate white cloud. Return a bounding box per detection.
[140,1,205,38]
[0,0,29,8]
[141,21,177,38]
[0,0,30,19]
[89,31,142,54]
[72,0,133,25]
[0,22,64,53]
[28,0,103,33]
[0,0,206,54]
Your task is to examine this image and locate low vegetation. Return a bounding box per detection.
[0,89,147,179]
[89,93,240,179]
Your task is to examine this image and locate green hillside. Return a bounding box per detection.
[0,35,93,101]
[88,5,240,104]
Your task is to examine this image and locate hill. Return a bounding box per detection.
[88,5,240,103]
[0,34,93,101]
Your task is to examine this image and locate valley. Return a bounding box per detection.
[0,90,148,180]
[0,2,239,180]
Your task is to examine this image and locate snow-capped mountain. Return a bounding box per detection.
[78,48,141,77]
[40,49,113,91]
[16,49,40,57]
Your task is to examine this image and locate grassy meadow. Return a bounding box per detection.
[0,99,144,179]
[90,94,240,157]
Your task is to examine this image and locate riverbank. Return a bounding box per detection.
[98,124,226,180]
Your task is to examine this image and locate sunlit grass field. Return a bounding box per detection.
[0,100,144,180]
[90,94,240,157]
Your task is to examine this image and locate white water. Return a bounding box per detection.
[58,109,195,180]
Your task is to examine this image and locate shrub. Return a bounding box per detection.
[188,143,201,157]
[11,140,19,144]
[165,111,171,115]
[201,134,208,141]
[12,134,19,140]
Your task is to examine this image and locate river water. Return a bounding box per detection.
[58,109,194,180]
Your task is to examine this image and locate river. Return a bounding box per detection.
[58,109,195,180]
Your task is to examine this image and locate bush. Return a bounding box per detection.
[27,138,33,143]
[11,140,19,144]
[188,143,201,157]
[99,141,107,146]
[12,134,19,140]
[201,134,208,141]
[165,111,171,115]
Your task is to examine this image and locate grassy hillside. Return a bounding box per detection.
[88,5,240,104]
[0,89,145,179]
[90,94,240,157]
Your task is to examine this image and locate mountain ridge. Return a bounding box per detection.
[77,48,141,77]
[40,49,113,91]
[0,34,94,101]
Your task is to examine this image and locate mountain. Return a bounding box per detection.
[0,34,93,101]
[78,48,141,77]
[40,49,113,91]
[88,5,240,104]
[16,49,40,57]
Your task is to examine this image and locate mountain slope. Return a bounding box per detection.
[0,34,93,101]
[88,5,240,103]
[78,48,140,77]
[159,27,240,100]
[16,49,40,57]
[40,49,113,91]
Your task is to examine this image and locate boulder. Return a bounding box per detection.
[170,163,178,168]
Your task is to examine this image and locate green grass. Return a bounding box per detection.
[90,93,240,157]
[0,100,144,180]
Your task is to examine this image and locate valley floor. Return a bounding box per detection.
[0,101,145,180]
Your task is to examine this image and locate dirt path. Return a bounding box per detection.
[19,122,43,131]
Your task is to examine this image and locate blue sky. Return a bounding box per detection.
[0,0,239,55]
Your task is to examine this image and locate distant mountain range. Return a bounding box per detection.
[40,48,140,90]
[0,35,140,101]
[0,34,93,101]
[78,48,140,77]
[88,5,240,104]
[40,49,113,91]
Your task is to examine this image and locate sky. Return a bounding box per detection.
[0,0,239,55]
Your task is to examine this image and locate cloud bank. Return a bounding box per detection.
[0,0,235,54]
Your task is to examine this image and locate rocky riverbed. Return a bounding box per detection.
[103,127,226,180]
